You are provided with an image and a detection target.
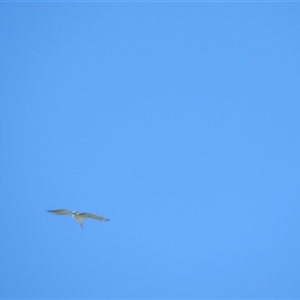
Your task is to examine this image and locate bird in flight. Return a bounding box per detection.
[47,209,110,229]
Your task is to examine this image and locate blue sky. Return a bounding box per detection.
[1,2,300,299]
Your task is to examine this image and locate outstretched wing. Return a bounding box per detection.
[79,212,110,222]
[47,209,73,215]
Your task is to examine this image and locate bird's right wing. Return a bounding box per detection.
[79,212,110,222]
[47,209,73,215]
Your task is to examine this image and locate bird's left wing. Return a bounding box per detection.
[79,212,110,222]
[47,209,73,215]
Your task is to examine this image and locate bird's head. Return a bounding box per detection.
[72,211,79,215]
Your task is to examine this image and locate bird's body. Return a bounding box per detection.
[47,209,110,229]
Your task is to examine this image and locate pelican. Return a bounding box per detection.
[47,209,110,229]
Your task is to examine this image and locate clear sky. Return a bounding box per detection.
[0,2,299,299]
